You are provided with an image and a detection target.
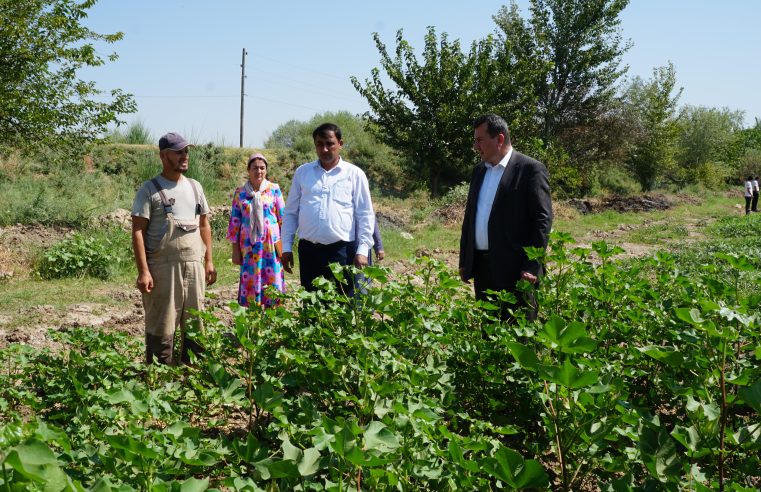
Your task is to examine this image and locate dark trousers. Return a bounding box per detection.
[752,192,759,212]
[473,250,537,322]
[746,196,752,215]
[298,239,355,297]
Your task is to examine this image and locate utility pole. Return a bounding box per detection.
[239,48,247,148]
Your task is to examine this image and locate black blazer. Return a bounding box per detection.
[459,150,553,290]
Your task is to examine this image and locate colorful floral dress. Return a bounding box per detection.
[227,182,286,307]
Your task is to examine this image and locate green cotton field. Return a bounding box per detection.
[2,205,760,490]
[1,146,760,490]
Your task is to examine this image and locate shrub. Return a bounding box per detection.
[438,181,469,208]
[108,121,153,145]
[36,232,127,280]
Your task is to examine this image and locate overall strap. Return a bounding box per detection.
[188,178,202,216]
[150,178,174,215]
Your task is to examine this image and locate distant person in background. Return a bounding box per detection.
[752,176,759,212]
[354,219,384,295]
[227,153,286,308]
[131,132,216,365]
[281,123,375,297]
[744,176,754,215]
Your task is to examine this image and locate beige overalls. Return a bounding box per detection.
[143,179,206,364]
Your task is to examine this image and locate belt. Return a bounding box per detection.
[300,239,349,248]
[475,249,489,256]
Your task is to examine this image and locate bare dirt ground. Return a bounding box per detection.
[0,194,718,350]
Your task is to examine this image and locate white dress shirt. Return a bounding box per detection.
[282,158,375,256]
[475,148,513,250]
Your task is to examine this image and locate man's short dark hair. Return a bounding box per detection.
[313,123,342,141]
[473,114,511,145]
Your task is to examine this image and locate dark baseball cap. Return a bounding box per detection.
[158,132,192,151]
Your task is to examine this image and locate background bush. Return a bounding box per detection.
[36,228,131,280]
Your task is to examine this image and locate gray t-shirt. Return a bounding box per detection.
[131,175,210,254]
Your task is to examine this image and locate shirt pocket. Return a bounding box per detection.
[333,179,354,206]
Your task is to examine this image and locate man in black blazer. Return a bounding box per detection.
[459,114,553,321]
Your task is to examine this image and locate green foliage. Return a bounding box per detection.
[624,63,683,191]
[107,120,153,145]
[0,0,136,152]
[3,222,761,489]
[493,0,632,195]
[595,163,642,195]
[352,27,540,196]
[675,106,744,187]
[494,0,631,141]
[353,1,632,197]
[437,181,470,208]
[736,148,761,183]
[0,160,135,227]
[36,228,130,280]
[737,118,761,153]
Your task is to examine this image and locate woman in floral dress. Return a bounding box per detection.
[227,153,285,307]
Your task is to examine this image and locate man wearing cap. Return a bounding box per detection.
[281,122,374,297]
[131,132,217,364]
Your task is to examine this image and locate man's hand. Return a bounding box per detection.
[354,254,368,269]
[376,250,385,261]
[205,260,217,286]
[232,244,242,265]
[459,267,470,283]
[136,271,154,293]
[521,271,538,284]
[281,252,294,273]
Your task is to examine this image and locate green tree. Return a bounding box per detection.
[675,106,744,187]
[738,118,761,151]
[0,0,136,151]
[352,28,540,196]
[494,0,630,141]
[265,110,411,193]
[493,0,630,195]
[623,63,682,191]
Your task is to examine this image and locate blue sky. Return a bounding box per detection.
[81,1,761,147]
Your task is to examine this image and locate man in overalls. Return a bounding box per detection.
[131,132,217,364]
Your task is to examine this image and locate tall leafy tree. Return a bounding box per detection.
[677,106,744,169]
[493,0,630,195]
[623,63,682,191]
[0,0,136,151]
[352,28,540,196]
[493,0,630,141]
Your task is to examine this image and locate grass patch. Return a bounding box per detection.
[625,222,689,245]
[381,224,460,261]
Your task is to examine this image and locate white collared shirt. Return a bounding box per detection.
[475,148,513,250]
[282,158,375,256]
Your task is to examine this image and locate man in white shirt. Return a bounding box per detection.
[281,123,375,296]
